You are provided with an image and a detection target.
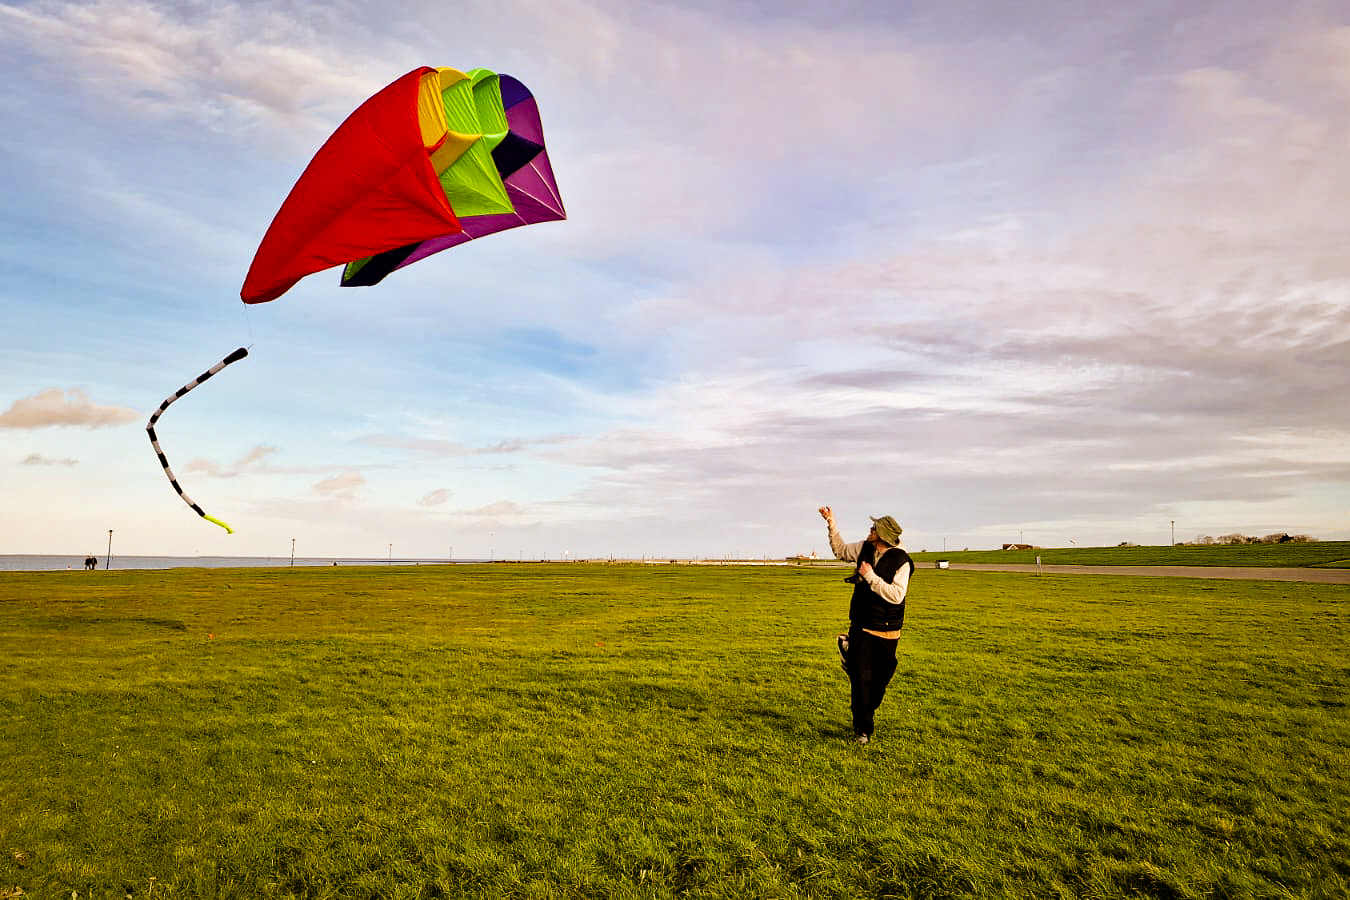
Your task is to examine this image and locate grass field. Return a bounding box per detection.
[907,541,1350,568]
[1,564,1347,899]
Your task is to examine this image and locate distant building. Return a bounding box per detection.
[1002,543,1036,551]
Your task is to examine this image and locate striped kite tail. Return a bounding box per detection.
[146,347,249,533]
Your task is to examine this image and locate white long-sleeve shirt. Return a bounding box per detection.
[827,522,910,637]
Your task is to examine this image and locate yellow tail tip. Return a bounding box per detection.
[203,515,235,534]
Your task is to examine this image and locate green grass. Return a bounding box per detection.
[1,564,1347,898]
[908,540,1350,568]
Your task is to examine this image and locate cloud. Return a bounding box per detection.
[0,0,390,140]
[0,388,138,428]
[468,501,528,519]
[313,472,365,499]
[358,433,571,458]
[418,488,452,507]
[183,446,280,478]
[20,453,78,466]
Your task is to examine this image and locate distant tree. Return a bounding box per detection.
[1218,533,1251,545]
[1195,535,1215,545]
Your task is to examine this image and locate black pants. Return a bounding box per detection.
[846,625,899,737]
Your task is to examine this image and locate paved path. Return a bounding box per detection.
[941,563,1350,584]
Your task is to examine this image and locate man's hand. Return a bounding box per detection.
[818,505,834,524]
[858,561,874,579]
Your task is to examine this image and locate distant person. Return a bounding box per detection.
[84,555,98,570]
[819,506,914,745]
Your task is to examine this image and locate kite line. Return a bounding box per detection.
[146,347,249,533]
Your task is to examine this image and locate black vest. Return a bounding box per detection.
[849,542,913,631]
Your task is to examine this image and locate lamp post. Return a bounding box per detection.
[106,530,113,570]
[291,538,296,567]
[1171,520,1175,547]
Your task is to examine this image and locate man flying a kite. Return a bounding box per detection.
[819,506,914,745]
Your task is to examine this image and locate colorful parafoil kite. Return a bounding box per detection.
[241,65,565,304]
[151,66,564,532]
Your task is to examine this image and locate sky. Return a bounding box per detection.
[2,0,1349,561]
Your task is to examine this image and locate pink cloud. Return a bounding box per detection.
[0,388,138,428]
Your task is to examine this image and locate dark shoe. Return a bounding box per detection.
[836,633,849,672]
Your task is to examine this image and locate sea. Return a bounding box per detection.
[0,555,483,572]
